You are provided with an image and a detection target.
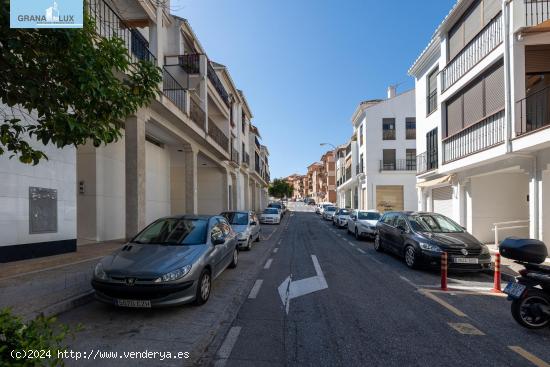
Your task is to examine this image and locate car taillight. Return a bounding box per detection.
[519,269,529,277]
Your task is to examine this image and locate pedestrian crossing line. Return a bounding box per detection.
[419,289,467,317]
[273,248,279,253]
[264,259,273,270]
[508,346,550,367]
[248,279,264,299]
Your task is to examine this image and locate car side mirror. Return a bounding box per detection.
[212,236,225,245]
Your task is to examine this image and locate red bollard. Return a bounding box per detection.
[441,252,448,291]
[493,252,502,293]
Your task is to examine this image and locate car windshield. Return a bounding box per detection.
[269,204,281,209]
[132,218,208,245]
[264,208,279,214]
[326,206,336,212]
[322,204,331,209]
[338,209,350,215]
[358,212,381,220]
[222,212,249,225]
[408,214,464,233]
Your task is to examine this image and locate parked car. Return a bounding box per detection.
[333,208,351,228]
[318,203,333,215]
[322,206,337,221]
[260,208,281,224]
[221,211,261,251]
[374,211,491,271]
[268,202,284,216]
[91,215,239,308]
[307,199,316,206]
[347,210,381,240]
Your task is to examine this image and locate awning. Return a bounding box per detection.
[416,174,454,188]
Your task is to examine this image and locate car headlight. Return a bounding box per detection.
[237,231,249,240]
[419,242,442,252]
[158,265,192,282]
[480,245,490,254]
[94,263,108,280]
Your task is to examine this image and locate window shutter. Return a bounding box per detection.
[464,1,483,45]
[483,0,501,24]
[485,62,505,114]
[525,46,550,74]
[446,95,463,137]
[463,78,485,127]
[448,24,463,60]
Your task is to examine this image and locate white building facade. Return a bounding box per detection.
[409,0,550,250]
[0,0,270,262]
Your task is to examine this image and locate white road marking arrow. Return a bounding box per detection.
[278,255,328,314]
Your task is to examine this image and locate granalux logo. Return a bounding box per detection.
[10,0,83,29]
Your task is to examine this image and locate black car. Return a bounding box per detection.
[374,211,491,271]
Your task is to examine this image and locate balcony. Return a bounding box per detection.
[230,148,240,166]
[516,85,550,136]
[162,68,187,114]
[442,110,505,164]
[208,120,229,151]
[525,0,550,27]
[441,13,502,92]
[379,159,416,172]
[87,0,156,65]
[356,164,364,175]
[178,54,201,74]
[207,63,230,108]
[255,137,261,150]
[190,96,206,130]
[242,152,250,167]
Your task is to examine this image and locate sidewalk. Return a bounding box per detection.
[487,244,550,281]
[0,241,124,320]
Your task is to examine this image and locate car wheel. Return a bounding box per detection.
[229,248,238,268]
[347,226,351,234]
[194,269,211,305]
[255,232,261,242]
[374,234,384,252]
[404,246,419,269]
[355,228,361,241]
[246,238,252,251]
[511,289,550,329]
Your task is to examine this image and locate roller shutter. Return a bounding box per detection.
[463,78,485,127]
[485,62,505,115]
[432,186,454,218]
[446,95,463,137]
[526,45,550,74]
[483,0,501,24]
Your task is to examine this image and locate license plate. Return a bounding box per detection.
[503,282,526,299]
[452,257,479,264]
[116,299,151,308]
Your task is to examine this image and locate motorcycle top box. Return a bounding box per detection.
[499,237,548,264]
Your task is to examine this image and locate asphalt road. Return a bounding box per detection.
[209,202,550,367]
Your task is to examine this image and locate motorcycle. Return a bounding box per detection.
[500,237,550,329]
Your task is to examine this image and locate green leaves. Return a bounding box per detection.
[0,0,161,165]
[269,179,294,199]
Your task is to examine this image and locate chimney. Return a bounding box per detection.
[387,85,397,99]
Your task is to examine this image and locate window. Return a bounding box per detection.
[242,142,246,157]
[426,128,438,171]
[382,118,396,140]
[242,112,246,134]
[406,118,416,139]
[396,216,408,231]
[427,68,438,115]
[382,149,396,170]
[359,125,364,146]
[406,149,416,170]
[359,154,364,174]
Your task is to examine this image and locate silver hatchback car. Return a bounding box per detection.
[221,211,261,250]
[91,215,239,308]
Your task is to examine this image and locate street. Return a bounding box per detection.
[55,203,550,367]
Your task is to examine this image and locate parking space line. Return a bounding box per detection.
[419,289,467,317]
[356,248,366,254]
[273,248,279,253]
[399,275,418,288]
[508,346,550,367]
[215,326,242,367]
[248,279,264,299]
[264,259,273,270]
[448,322,485,335]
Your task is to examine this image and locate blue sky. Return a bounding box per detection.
[173,0,455,179]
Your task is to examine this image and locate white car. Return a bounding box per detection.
[319,203,334,216]
[347,210,382,240]
[332,208,351,228]
[322,206,337,221]
[260,208,281,224]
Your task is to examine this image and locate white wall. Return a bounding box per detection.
[145,141,171,224]
[470,172,529,243]
[198,167,224,215]
[0,140,76,248]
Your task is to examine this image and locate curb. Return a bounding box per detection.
[25,290,95,321]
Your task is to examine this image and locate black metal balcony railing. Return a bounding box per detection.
[207,63,230,107]
[383,130,396,140]
[379,159,416,172]
[208,120,229,151]
[178,54,201,74]
[516,85,550,136]
[162,68,187,113]
[416,152,428,175]
[87,0,156,64]
[427,90,438,115]
[345,167,352,180]
[231,148,239,164]
[441,13,502,91]
[443,110,505,163]
[243,152,250,166]
[255,163,261,174]
[526,0,550,27]
[355,164,364,175]
[255,137,261,149]
[190,96,206,130]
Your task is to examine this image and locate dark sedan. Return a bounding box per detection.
[91,215,239,308]
[374,212,491,271]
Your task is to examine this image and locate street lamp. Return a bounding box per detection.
[320,142,336,150]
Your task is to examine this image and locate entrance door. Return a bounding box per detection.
[432,186,453,217]
[376,186,404,212]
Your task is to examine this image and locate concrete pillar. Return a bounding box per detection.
[244,174,250,210]
[125,114,147,238]
[199,55,209,132]
[221,168,229,211]
[184,146,198,215]
[529,162,541,239]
